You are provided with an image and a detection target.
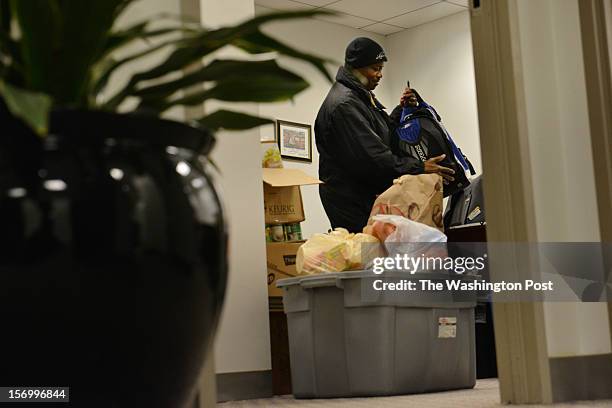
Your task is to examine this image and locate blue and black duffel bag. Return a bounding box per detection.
[394,90,475,198]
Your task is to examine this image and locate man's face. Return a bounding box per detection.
[357,62,384,90]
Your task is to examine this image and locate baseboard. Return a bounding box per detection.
[216,370,273,402]
[550,353,612,402]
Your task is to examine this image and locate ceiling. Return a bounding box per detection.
[254,0,469,36]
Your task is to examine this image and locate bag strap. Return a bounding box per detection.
[407,91,471,173]
[462,150,477,176]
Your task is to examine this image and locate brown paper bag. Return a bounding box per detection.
[367,174,444,231]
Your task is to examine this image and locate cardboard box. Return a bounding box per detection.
[263,168,321,224]
[266,241,305,297]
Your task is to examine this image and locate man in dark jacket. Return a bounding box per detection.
[315,37,454,233]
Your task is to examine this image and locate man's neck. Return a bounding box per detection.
[348,66,370,88]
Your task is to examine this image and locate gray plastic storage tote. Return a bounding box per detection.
[277,271,477,398]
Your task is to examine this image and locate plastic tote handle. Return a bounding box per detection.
[300,275,344,289]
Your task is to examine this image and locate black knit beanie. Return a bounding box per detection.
[345,37,387,68]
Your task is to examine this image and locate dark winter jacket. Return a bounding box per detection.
[315,67,424,205]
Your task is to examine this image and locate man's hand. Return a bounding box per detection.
[424,154,455,183]
[400,87,418,107]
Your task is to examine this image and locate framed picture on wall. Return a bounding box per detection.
[276,120,312,163]
[260,132,277,143]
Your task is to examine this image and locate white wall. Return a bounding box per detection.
[385,11,482,176]
[256,5,391,238]
[515,0,610,357]
[200,0,272,374]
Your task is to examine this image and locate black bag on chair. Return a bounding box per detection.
[444,174,486,228]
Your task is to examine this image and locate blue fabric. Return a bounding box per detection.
[397,105,421,143]
[396,99,470,173]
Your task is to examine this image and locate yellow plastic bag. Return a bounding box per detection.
[296,228,384,274]
[262,145,283,168]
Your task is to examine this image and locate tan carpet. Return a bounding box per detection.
[218,379,612,407]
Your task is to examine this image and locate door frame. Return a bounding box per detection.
[577,0,612,341]
[469,0,553,403]
[469,0,612,404]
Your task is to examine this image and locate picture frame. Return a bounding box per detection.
[276,120,312,163]
[260,131,277,144]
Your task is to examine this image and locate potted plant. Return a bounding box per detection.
[0,1,331,406]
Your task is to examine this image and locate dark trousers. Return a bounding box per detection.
[319,184,373,234]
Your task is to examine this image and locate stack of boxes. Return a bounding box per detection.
[262,168,321,296]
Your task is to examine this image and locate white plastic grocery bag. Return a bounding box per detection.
[371,214,447,273]
[372,214,446,243]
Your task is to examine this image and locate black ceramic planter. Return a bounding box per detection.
[0,107,227,407]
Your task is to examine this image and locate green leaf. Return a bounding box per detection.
[134,58,305,101]
[0,80,52,135]
[96,36,192,109]
[0,0,10,32]
[91,34,194,103]
[10,0,61,90]
[0,35,24,86]
[197,109,274,131]
[112,0,133,21]
[11,0,129,104]
[109,20,150,40]
[131,10,332,83]
[108,9,332,108]
[233,30,334,82]
[100,20,150,58]
[206,156,221,174]
[0,0,11,54]
[0,1,23,82]
[88,56,118,106]
[142,75,308,111]
[100,23,195,61]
